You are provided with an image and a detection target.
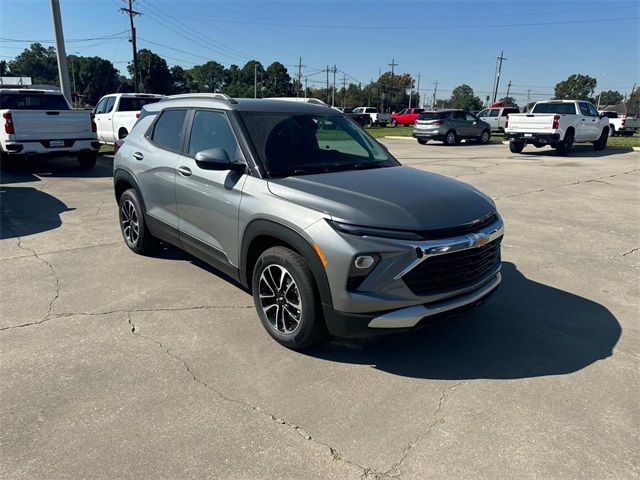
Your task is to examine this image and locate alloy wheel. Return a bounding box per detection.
[121,199,140,246]
[259,264,302,334]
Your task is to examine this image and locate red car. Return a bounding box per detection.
[390,108,424,126]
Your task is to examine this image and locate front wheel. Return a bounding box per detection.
[609,125,615,138]
[118,188,158,255]
[509,141,525,153]
[390,119,397,127]
[478,129,491,144]
[417,138,428,145]
[593,128,609,151]
[252,247,328,349]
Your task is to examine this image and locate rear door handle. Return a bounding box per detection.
[132,152,144,160]
[177,166,192,177]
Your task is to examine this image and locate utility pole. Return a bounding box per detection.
[526,89,531,111]
[304,78,307,98]
[415,72,421,108]
[432,80,438,110]
[505,80,512,100]
[492,50,506,104]
[70,54,77,107]
[326,65,330,104]
[121,0,141,93]
[49,0,71,104]
[295,57,305,97]
[368,80,372,106]
[388,58,398,112]
[342,72,346,109]
[331,65,337,107]
[254,63,257,98]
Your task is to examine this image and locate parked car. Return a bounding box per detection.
[599,111,639,137]
[413,110,492,145]
[505,100,609,156]
[94,93,163,144]
[1,86,99,169]
[390,108,424,126]
[114,94,504,349]
[477,106,520,132]
[352,107,390,127]
[341,108,371,127]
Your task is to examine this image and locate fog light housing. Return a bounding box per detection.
[347,253,381,291]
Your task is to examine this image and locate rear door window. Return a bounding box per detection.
[119,97,161,112]
[452,111,466,120]
[488,109,500,117]
[151,109,187,152]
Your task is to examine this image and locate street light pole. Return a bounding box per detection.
[49,0,71,104]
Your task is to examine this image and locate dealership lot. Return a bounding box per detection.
[1,141,638,479]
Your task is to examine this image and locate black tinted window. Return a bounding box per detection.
[119,97,161,112]
[0,93,69,110]
[105,96,116,113]
[417,112,448,120]
[151,109,187,151]
[188,110,238,159]
[452,111,466,120]
[532,103,577,114]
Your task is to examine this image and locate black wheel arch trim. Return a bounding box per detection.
[240,219,333,308]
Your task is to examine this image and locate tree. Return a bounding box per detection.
[376,71,413,112]
[554,74,596,101]
[169,65,188,94]
[597,89,623,107]
[0,61,9,77]
[629,87,640,110]
[8,43,58,85]
[264,62,291,97]
[499,96,518,108]
[450,84,483,111]
[187,61,226,93]
[129,49,172,94]
[68,55,119,105]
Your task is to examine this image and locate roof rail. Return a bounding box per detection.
[265,97,328,106]
[163,93,238,104]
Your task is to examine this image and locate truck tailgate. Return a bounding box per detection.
[506,114,555,133]
[11,111,93,141]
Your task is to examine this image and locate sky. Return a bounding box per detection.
[1,0,638,107]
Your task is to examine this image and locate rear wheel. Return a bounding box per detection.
[0,151,20,171]
[593,128,608,151]
[118,188,158,255]
[390,119,397,127]
[555,132,574,156]
[252,246,328,349]
[609,125,615,138]
[443,130,457,146]
[509,141,525,153]
[77,151,97,169]
[417,138,428,145]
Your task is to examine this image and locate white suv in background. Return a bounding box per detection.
[93,93,163,144]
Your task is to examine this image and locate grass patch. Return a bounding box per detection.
[99,144,114,154]
[608,135,640,147]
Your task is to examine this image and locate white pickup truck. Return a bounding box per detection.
[352,107,390,127]
[1,87,99,169]
[599,111,640,137]
[505,100,609,156]
[94,93,163,144]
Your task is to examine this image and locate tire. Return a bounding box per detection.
[390,119,397,127]
[478,129,491,144]
[118,128,129,140]
[417,138,428,145]
[555,131,574,156]
[609,125,615,138]
[509,141,525,153]
[443,130,457,146]
[0,151,20,171]
[593,128,608,151]
[118,188,159,255]
[77,151,97,169]
[365,118,373,128]
[252,246,328,349]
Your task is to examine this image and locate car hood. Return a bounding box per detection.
[267,166,496,230]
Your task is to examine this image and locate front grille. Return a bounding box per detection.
[403,237,502,296]
[415,213,499,240]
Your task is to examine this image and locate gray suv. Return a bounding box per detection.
[114,94,503,349]
[413,110,492,146]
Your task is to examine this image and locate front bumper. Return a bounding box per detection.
[505,132,560,144]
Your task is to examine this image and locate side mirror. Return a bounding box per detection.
[195,148,245,173]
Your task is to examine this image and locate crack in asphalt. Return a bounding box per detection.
[494,168,640,200]
[0,240,122,263]
[126,312,375,479]
[622,248,638,257]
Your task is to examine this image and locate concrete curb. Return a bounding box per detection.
[382,136,414,140]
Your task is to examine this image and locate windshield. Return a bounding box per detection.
[0,93,69,110]
[239,112,399,177]
[417,112,449,121]
[532,103,576,115]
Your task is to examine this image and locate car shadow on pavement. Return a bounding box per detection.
[308,262,620,380]
[518,145,634,158]
[0,186,75,239]
[0,154,113,182]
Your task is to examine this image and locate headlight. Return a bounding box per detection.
[328,220,422,241]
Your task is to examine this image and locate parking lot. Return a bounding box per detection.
[1,140,638,479]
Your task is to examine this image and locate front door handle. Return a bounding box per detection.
[177,166,192,177]
[132,152,144,160]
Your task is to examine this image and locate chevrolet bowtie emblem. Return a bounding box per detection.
[471,234,490,248]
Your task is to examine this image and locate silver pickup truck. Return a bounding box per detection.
[0,87,99,169]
